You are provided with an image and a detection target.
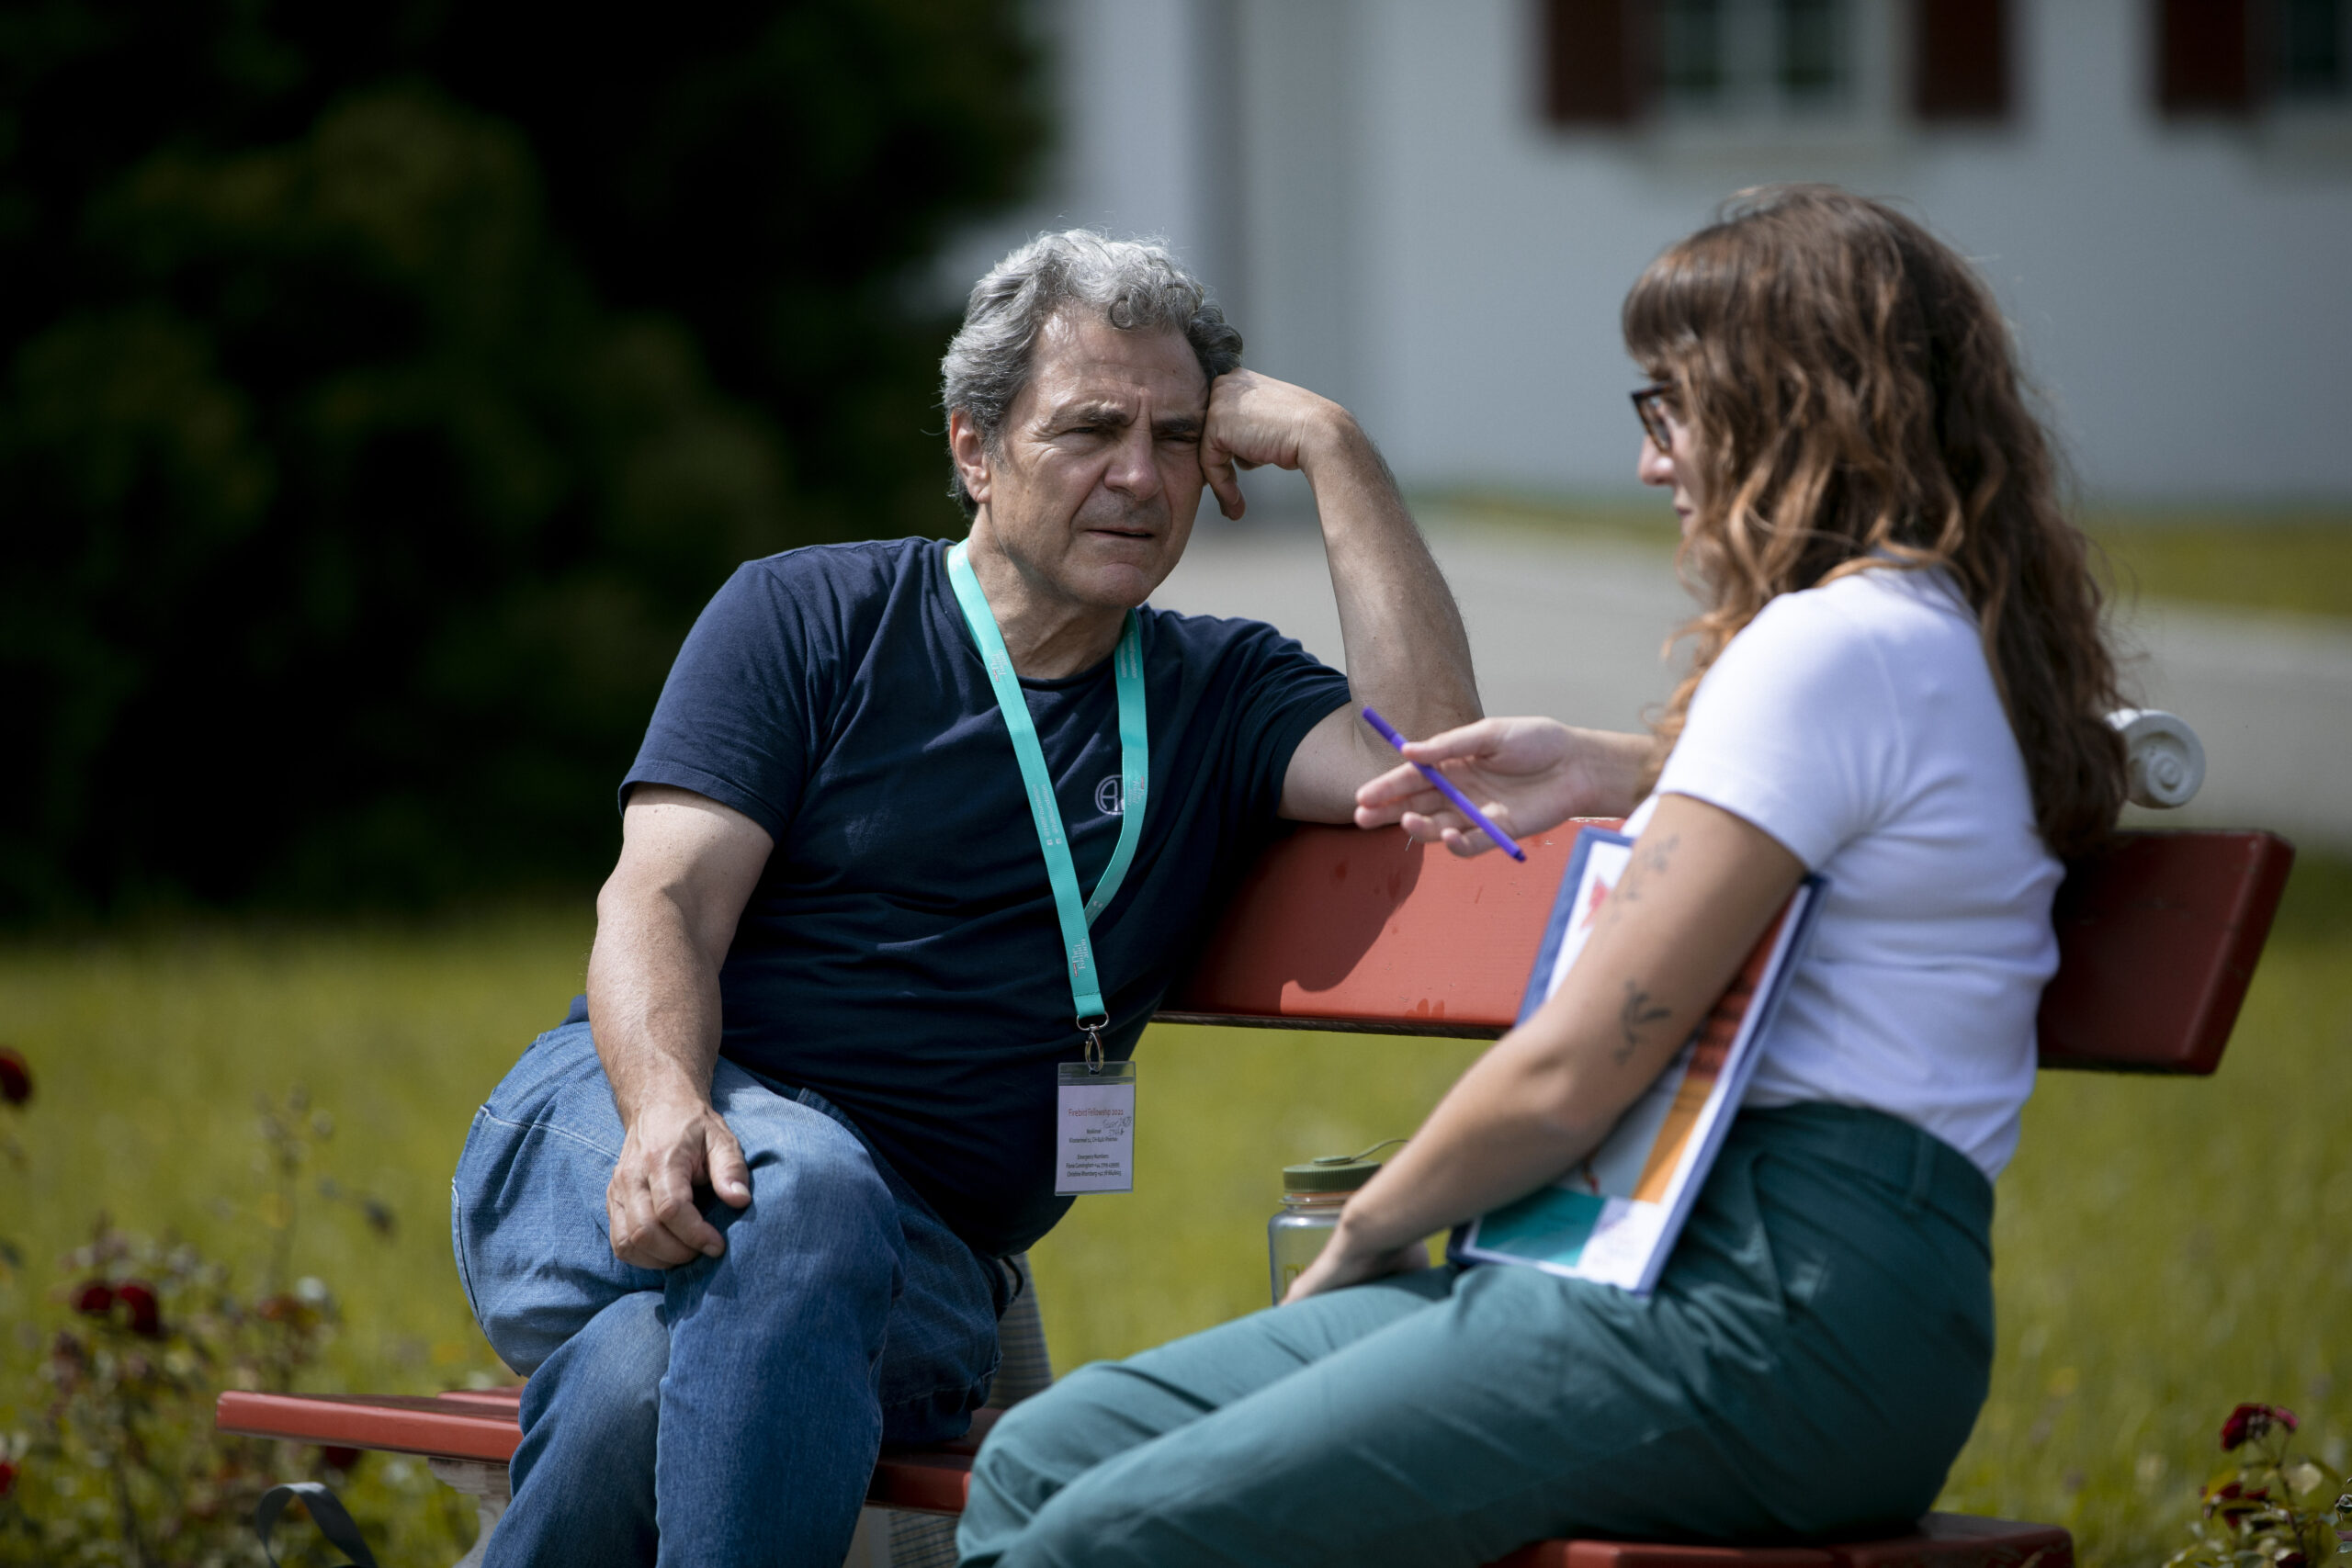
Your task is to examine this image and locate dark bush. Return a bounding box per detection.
[0,2,1044,917]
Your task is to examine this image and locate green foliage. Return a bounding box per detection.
[2160,1404,2346,1568]
[0,1,1044,919]
[0,1092,458,1565]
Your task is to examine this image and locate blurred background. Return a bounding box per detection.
[2,3,2347,1565]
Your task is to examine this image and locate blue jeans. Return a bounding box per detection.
[451,1016,1008,1567]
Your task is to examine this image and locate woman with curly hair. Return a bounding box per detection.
[956,186,2127,1568]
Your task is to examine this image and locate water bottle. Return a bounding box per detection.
[1268,1147,1391,1304]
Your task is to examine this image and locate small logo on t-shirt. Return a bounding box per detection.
[1094,775,1124,816]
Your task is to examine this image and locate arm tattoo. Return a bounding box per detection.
[1616,978,1673,1065]
[1607,833,1680,910]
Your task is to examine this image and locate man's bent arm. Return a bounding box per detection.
[1200,375,1479,822]
[588,784,774,1267]
[1289,419,1480,819]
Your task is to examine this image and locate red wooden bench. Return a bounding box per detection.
[218,821,2294,1567]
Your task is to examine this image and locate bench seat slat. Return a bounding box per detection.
[212,1391,996,1512]
[216,1390,523,1463]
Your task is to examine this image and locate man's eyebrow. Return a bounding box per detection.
[1046,400,1136,430]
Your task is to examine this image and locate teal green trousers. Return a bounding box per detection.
[957,1103,1995,1568]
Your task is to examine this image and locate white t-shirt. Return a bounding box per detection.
[1620,566,2061,1179]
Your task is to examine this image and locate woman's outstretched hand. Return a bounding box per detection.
[1352,717,1650,856]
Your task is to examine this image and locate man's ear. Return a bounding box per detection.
[948,409,993,509]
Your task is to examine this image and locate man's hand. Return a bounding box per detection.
[588,785,773,1269]
[1198,368,1351,520]
[606,1092,752,1267]
[1353,717,1654,855]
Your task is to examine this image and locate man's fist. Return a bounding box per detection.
[1199,369,1358,522]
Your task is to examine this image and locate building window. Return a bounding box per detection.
[1545,0,1948,130]
[1659,0,1729,101]
[1652,0,1855,113]
[2278,0,2349,99]
[1781,0,1849,98]
[2154,0,2352,116]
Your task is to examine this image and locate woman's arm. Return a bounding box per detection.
[1352,716,1654,856]
[1285,792,1805,1301]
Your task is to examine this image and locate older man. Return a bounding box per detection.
[450,231,1478,1566]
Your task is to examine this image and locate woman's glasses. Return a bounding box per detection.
[1631,383,1679,453]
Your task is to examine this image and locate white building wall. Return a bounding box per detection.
[953,0,2352,504]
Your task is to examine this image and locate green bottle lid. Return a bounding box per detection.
[1281,1154,1382,1192]
[1281,1141,1403,1193]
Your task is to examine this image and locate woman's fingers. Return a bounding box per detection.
[1396,716,1517,766]
[1354,761,1431,812]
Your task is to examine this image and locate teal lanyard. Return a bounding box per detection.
[946,541,1148,1056]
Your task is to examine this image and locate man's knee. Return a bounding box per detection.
[678,1098,903,1318]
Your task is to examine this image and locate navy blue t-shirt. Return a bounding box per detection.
[624,538,1351,1256]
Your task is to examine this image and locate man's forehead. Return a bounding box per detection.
[1026,310,1207,412]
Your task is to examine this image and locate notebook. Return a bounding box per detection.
[1450,825,1824,1294]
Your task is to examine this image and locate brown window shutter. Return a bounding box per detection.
[1544,0,1646,125]
[2157,0,2259,115]
[1915,0,2012,119]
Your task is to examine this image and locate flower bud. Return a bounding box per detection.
[115,1281,163,1339]
[0,1048,29,1108]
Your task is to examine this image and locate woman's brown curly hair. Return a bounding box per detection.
[1624,186,2125,856]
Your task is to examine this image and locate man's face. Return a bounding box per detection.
[957,309,1210,611]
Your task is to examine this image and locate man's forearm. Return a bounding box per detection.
[586,878,729,1122]
[1301,420,1480,756]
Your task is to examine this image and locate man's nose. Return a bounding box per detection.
[1103,423,1161,501]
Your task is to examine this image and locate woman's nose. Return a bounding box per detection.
[1638,435,1674,488]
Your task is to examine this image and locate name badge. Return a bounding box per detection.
[1054,1060,1137,1195]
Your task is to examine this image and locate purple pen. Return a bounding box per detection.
[1360,706,1528,862]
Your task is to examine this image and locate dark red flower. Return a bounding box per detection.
[2278,1554,2306,1568]
[2221,1402,2298,1450]
[0,1459,15,1498]
[320,1446,362,1472]
[73,1281,114,1318]
[115,1280,163,1339]
[0,1048,28,1107]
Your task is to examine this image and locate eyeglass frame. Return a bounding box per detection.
[1630,382,1680,454]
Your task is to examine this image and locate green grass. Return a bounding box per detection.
[1,862,2346,1565]
[2085,511,2352,623]
[1421,491,2352,624]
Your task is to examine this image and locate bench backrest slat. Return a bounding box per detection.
[2037,829,2295,1073]
[1158,825,2295,1075]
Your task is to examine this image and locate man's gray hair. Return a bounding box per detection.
[941,230,1243,516]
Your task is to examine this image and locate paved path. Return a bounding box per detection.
[1155,513,2352,852]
